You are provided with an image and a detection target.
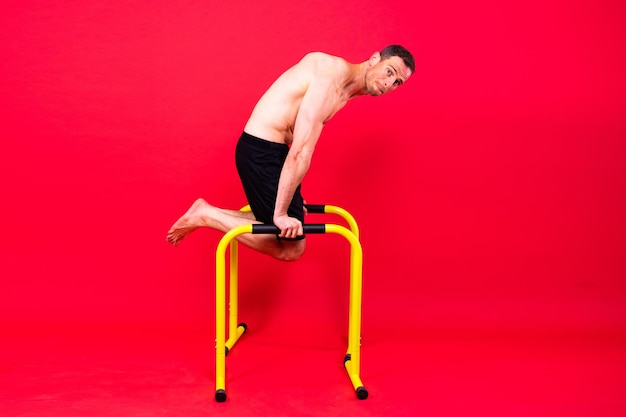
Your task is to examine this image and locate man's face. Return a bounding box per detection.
[367,55,412,96]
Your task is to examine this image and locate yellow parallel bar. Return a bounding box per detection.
[317,204,364,390]
[324,205,359,240]
[325,224,364,389]
[226,240,239,349]
[224,205,253,351]
[242,204,358,237]
[216,224,253,392]
[344,360,365,390]
[225,325,246,351]
[216,207,364,398]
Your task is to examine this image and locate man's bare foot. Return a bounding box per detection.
[166,198,212,246]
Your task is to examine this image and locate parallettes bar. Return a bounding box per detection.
[214,204,367,402]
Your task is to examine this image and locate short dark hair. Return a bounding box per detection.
[380,45,415,73]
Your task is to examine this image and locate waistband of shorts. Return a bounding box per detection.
[240,131,289,150]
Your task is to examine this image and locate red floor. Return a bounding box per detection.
[2,313,625,417]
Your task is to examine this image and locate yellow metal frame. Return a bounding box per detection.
[214,205,367,402]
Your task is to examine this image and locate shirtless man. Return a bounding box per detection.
[167,45,414,260]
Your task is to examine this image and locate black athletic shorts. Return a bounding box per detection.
[235,131,305,239]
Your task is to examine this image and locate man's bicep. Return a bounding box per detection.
[293,82,336,147]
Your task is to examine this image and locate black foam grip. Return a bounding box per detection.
[303,224,326,234]
[304,204,326,214]
[251,224,326,234]
[251,224,280,234]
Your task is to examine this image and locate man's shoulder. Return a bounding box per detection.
[301,51,346,64]
[299,52,350,75]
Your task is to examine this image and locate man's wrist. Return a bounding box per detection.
[273,211,287,219]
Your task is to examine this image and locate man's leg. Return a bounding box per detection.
[166,198,305,261]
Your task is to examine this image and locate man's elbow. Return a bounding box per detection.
[288,149,313,172]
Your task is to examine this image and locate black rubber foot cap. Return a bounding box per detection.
[239,322,248,333]
[215,389,227,402]
[356,386,369,400]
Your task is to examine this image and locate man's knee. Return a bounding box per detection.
[276,240,306,262]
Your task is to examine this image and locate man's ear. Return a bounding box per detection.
[369,51,381,66]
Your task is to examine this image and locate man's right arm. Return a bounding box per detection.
[273,61,341,239]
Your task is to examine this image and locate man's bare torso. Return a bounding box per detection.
[244,52,355,145]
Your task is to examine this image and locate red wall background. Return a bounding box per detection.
[1,0,625,340]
